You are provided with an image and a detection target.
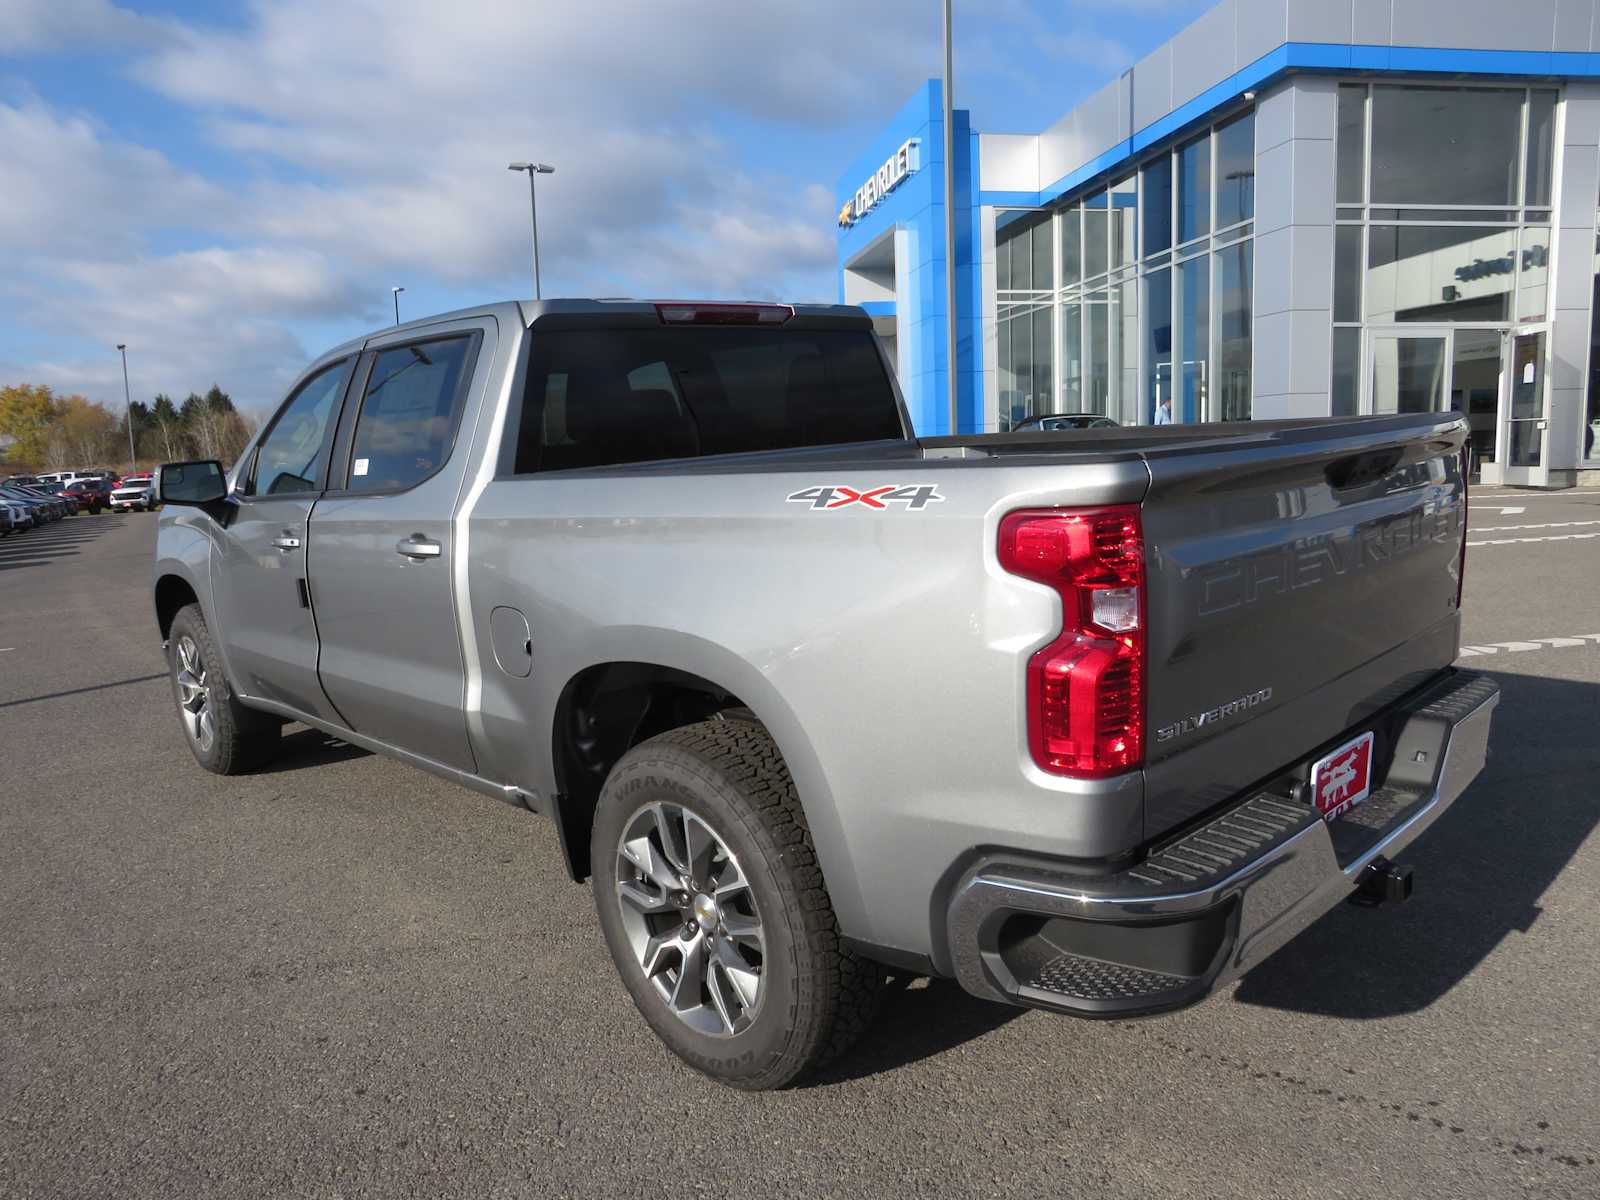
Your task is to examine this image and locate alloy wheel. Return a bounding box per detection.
[614,802,766,1037]
[174,635,215,753]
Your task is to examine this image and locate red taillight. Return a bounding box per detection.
[998,506,1145,778]
[654,302,793,326]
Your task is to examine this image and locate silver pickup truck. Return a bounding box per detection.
[153,298,1498,1089]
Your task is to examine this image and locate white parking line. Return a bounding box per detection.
[1469,519,1600,532]
[1480,505,1526,515]
[1458,634,1600,658]
[1468,531,1600,546]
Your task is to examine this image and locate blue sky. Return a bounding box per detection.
[0,0,1211,415]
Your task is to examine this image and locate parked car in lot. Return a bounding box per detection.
[110,474,156,511]
[43,482,83,515]
[153,298,1498,1090]
[65,477,112,514]
[1010,412,1121,432]
[0,485,60,524]
[1,500,29,535]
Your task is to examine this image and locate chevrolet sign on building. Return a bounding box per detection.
[838,138,919,227]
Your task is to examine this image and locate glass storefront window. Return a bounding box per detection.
[1331,328,1361,416]
[1178,134,1210,244]
[1215,112,1254,229]
[1336,85,1366,204]
[1031,305,1053,419]
[997,299,1054,428]
[1061,301,1083,411]
[1334,225,1362,322]
[1146,268,1172,423]
[1084,191,1109,280]
[1144,156,1173,255]
[1115,276,1140,425]
[1369,85,1522,206]
[1525,90,1558,208]
[1518,226,1549,322]
[1216,240,1252,421]
[996,209,1052,291]
[1111,175,1138,269]
[1061,205,1081,286]
[1365,224,1516,323]
[1177,255,1210,421]
[1085,292,1110,414]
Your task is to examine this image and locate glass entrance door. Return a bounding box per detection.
[1366,327,1452,414]
[1499,325,1550,486]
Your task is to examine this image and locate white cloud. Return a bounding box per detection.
[0,0,166,55]
[4,0,959,408]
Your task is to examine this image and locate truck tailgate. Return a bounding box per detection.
[1138,414,1468,840]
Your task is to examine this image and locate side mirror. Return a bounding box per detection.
[159,460,227,506]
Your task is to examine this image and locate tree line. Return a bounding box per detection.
[0,382,258,471]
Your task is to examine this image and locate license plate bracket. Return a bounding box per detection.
[1311,731,1375,822]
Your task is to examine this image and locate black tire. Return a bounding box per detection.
[167,603,280,774]
[591,718,883,1090]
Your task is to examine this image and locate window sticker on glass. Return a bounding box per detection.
[353,457,370,476]
[1523,363,1535,385]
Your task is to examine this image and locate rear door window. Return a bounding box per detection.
[513,325,903,473]
[343,336,475,493]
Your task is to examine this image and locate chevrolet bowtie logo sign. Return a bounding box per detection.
[838,138,919,229]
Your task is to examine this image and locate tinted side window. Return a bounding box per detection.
[249,359,352,496]
[345,336,473,493]
[514,326,902,473]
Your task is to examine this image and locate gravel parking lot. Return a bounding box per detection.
[2,498,1597,1199]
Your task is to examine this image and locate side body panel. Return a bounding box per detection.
[462,455,1152,961]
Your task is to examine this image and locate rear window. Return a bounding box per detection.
[512,326,903,474]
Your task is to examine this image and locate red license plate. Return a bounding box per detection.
[1311,731,1375,821]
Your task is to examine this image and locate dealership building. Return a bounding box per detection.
[835,0,1600,486]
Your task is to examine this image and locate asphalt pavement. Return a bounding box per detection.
[1,496,1597,1199]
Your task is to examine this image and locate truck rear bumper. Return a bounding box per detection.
[945,670,1499,1017]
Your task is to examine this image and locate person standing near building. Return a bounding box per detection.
[1154,395,1173,425]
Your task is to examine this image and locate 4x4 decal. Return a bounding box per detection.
[786,484,945,511]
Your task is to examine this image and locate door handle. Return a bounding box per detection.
[396,535,442,560]
[271,534,301,552]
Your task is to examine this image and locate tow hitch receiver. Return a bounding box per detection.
[1352,857,1414,907]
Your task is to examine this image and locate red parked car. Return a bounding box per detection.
[65,477,113,514]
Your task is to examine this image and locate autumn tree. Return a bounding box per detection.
[144,393,188,462]
[0,383,63,463]
[45,395,119,468]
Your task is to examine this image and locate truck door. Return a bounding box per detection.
[210,356,355,722]
[305,319,492,773]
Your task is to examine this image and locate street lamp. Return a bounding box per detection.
[507,161,555,299]
[392,285,405,325]
[116,344,135,473]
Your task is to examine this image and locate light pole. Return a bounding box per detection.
[507,161,554,299]
[392,285,405,325]
[116,343,135,472]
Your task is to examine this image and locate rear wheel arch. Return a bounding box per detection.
[546,659,861,935]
